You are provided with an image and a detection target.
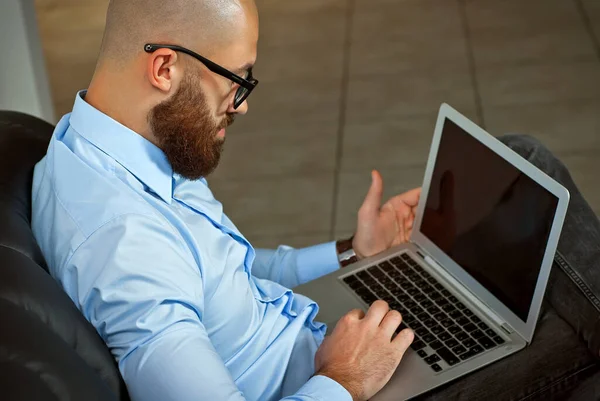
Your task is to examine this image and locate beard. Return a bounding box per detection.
[148,72,234,180]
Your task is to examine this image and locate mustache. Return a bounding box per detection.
[219,114,235,130]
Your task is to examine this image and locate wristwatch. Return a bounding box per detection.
[336,236,358,268]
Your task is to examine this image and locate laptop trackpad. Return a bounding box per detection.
[298,280,367,335]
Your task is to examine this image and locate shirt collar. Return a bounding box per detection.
[69,90,174,203]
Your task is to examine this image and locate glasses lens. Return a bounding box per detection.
[234,86,249,109]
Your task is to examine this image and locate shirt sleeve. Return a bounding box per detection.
[65,214,350,401]
[252,242,340,288]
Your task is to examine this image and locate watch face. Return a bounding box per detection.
[339,248,358,267]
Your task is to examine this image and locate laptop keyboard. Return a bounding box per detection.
[342,253,506,373]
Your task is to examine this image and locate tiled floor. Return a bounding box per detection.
[35,0,600,249]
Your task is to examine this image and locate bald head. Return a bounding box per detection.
[86,0,258,168]
[99,0,257,66]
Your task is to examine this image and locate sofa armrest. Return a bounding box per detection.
[0,300,118,401]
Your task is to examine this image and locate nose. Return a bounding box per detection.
[228,99,249,115]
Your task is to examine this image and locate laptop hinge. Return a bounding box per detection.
[500,324,514,335]
[420,253,511,331]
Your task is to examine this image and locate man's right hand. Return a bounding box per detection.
[314,300,414,401]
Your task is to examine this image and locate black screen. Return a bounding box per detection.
[421,120,559,321]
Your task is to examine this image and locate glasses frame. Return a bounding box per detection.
[144,43,258,109]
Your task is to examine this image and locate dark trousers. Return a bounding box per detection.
[417,135,600,401]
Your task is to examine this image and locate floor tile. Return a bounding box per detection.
[247,77,342,127]
[45,58,96,118]
[35,0,106,7]
[256,0,346,81]
[581,0,600,40]
[341,113,460,173]
[350,0,468,76]
[54,99,76,121]
[35,0,600,236]
[484,100,600,154]
[256,40,344,81]
[255,0,346,17]
[560,151,600,216]
[477,60,600,108]
[334,165,426,233]
[335,152,600,236]
[465,0,597,66]
[258,2,346,47]
[346,68,477,123]
[211,118,338,179]
[209,173,335,237]
[35,0,108,32]
[334,227,357,241]
[35,1,107,117]
[248,232,331,249]
[41,33,103,66]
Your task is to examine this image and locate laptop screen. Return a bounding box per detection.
[420,119,559,321]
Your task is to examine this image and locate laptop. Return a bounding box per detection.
[295,103,570,400]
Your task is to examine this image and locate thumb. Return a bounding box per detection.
[361,170,384,216]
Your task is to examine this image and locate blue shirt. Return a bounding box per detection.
[31,92,352,401]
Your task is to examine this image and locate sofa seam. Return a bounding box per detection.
[0,243,42,263]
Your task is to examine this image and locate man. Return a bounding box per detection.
[32,1,418,400]
[32,0,600,400]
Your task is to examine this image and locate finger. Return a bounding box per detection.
[379,309,403,337]
[346,308,366,320]
[364,300,390,324]
[334,308,366,332]
[386,202,405,243]
[406,213,415,230]
[399,213,407,243]
[392,327,415,352]
[405,213,415,239]
[359,170,384,217]
[381,198,408,243]
[395,208,406,244]
[388,187,421,209]
[411,204,419,215]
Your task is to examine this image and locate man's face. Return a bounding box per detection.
[146,1,258,180]
[148,69,235,180]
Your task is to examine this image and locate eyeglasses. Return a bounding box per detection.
[144,43,258,109]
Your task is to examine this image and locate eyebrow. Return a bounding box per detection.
[234,63,254,76]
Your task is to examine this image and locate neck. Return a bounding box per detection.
[85,67,156,144]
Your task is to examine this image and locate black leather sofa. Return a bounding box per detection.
[0,110,598,401]
[0,111,129,401]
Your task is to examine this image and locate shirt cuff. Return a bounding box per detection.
[295,375,353,401]
[295,241,340,285]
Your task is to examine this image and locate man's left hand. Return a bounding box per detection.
[352,170,421,260]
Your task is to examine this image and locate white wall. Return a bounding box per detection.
[0,0,55,123]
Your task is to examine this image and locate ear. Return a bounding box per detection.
[145,48,180,93]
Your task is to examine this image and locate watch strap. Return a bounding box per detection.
[336,236,358,268]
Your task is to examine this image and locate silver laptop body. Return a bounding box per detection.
[295,103,570,400]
